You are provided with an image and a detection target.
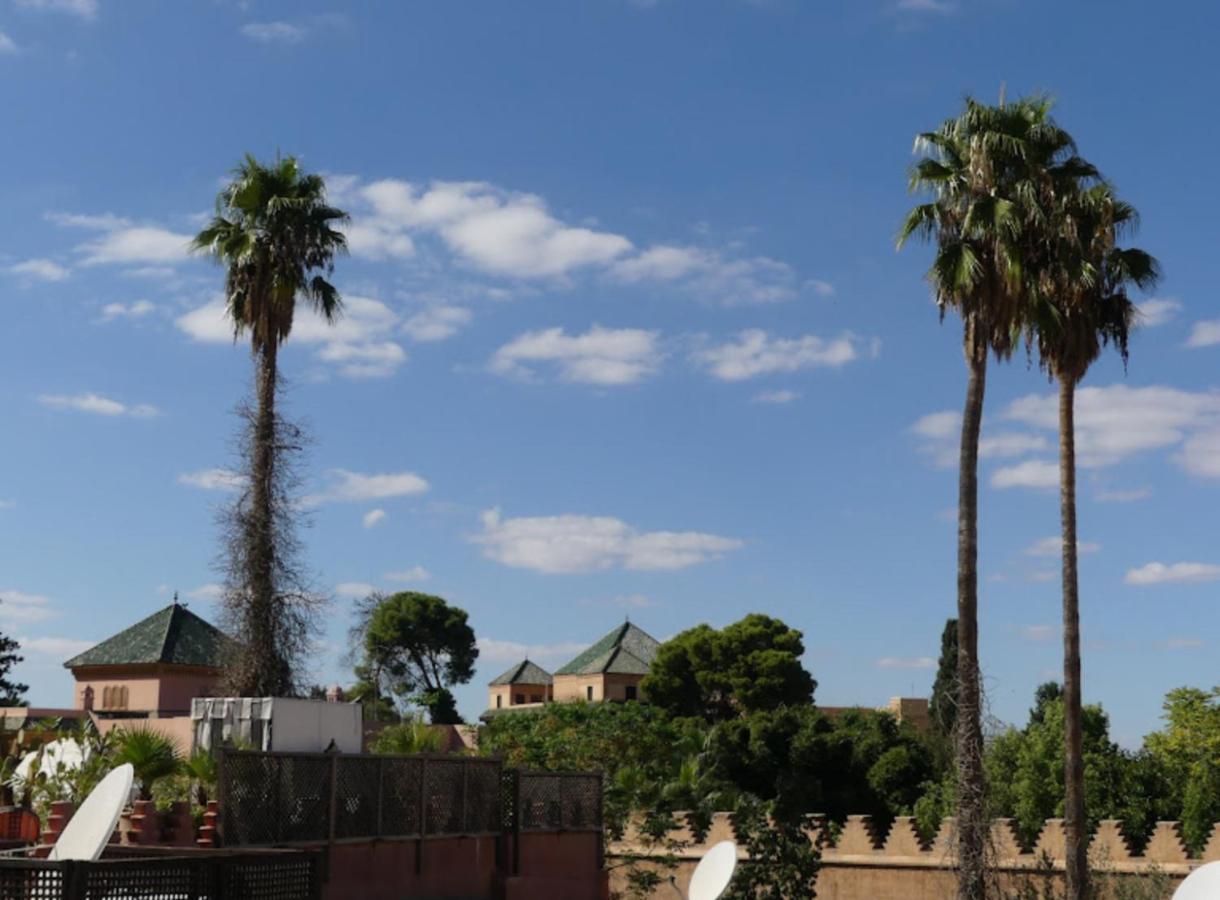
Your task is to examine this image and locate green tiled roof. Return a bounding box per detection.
[64,603,236,669]
[555,622,660,676]
[489,659,553,686]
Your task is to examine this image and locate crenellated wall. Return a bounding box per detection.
[609,813,1214,899]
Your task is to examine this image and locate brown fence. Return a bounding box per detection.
[218,750,601,848]
[0,849,320,900]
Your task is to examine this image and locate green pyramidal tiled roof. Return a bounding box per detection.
[489,659,553,686]
[64,603,236,669]
[555,622,660,676]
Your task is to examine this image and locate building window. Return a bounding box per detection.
[515,693,524,705]
[530,694,542,703]
[586,685,593,701]
[496,695,502,709]
[625,685,638,702]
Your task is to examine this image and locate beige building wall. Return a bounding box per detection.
[552,674,604,703]
[73,664,222,715]
[489,683,552,710]
[601,673,645,702]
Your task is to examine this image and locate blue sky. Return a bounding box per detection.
[2,0,1218,745]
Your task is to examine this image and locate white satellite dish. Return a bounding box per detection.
[688,840,738,900]
[1174,862,1220,900]
[48,763,133,861]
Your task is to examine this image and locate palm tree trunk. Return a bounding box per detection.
[956,336,988,900]
[246,337,281,696]
[1060,376,1088,900]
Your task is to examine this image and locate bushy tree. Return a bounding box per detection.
[352,592,477,724]
[928,618,958,738]
[1144,687,1220,852]
[643,614,815,721]
[0,616,28,706]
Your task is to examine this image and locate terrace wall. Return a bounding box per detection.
[609,813,1215,899]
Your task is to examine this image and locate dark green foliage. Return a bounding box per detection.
[928,618,957,737]
[354,591,478,724]
[1029,682,1063,726]
[113,728,183,801]
[723,794,820,900]
[642,614,815,721]
[0,614,27,706]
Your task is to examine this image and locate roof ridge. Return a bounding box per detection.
[159,603,180,663]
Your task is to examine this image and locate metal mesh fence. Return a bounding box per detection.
[517,772,603,832]
[0,851,319,900]
[220,751,538,846]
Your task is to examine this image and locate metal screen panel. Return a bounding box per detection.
[334,756,381,839]
[221,753,331,845]
[519,773,603,831]
[380,757,423,837]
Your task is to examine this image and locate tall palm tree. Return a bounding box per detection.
[899,97,1085,900]
[193,154,348,696]
[1025,184,1158,900]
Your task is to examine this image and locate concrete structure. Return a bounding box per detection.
[484,622,660,717]
[488,659,553,711]
[552,622,659,704]
[64,601,236,718]
[610,813,1202,898]
[819,696,932,733]
[191,696,363,753]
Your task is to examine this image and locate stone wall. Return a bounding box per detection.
[609,813,1214,899]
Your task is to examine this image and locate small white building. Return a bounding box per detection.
[191,697,363,754]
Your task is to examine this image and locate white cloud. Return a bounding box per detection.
[753,389,800,405]
[402,305,472,342]
[0,499,13,510]
[0,30,18,53]
[1178,429,1220,478]
[1095,487,1151,503]
[316,341,407,379]
[1159,638,1205,650]
[335,582,376,599]
[178,468,246,491]
[1186,321,1220,349]
[8,258,69,282]
[362,509,387,529]
[896,0,955,11]
[357,179,632,278]
[473,508,742,574]
[177,295,408,378]
[807,279,835,297]
[491,325,662,385]
[240,21,306,43]
[100,300,156,321]
[694,329,861,381]
[49,210,191,266]
[385,565,430,583]
[1137,298,1182,327]
[611,244,798,304]
[307,469,429,505]
[477,637,591,665]
[991,459,1058,489]
[1124,562,1220,586]
[18,636,94,657]
[1020,625,1056,642]
[912,410,1050,468]
[877,657,935,669]
[38,392,158,418]
[1003,385,1220,470]
[186,583,224,601]
[13,0,97,20]
[0,590,56,624]
[1024,537,1100,557]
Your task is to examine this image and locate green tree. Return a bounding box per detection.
[929,618,958,738]
[0,610,28,706]
[899,96,1086,900]
[113,728,183,801]
[1145,687,1220,852]
[1024,181,1158,900]
[642,614,815,721]
[192,154,348,697]
[357,591,478,724]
